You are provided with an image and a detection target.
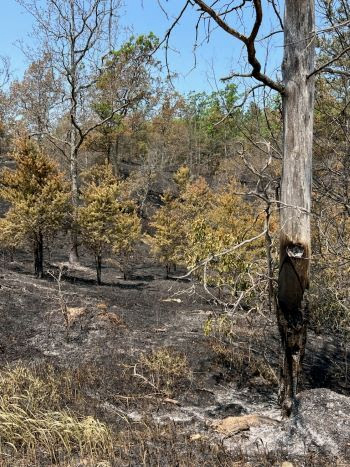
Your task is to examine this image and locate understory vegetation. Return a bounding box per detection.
[0,362,234,465]
[0,0,349,464]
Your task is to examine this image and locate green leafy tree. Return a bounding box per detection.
[184,84,241,174]
[147,191,184,277]
[78,164,141,284]
[91,33,161,167]
[0,136,70,277]
[149,170,265,290]
[147,168,211,276]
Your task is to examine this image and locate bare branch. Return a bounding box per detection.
[221,72,252,81]
[0,56,10,88]
[315,18,350,35]
[175,229,267,280]
[308,45,350,79]
[191,0,284,93]
[315,67,350,78]
[267,0,283,30]
[214,83,265,126]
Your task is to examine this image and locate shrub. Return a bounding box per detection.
[149,173,266,298]
[78,164,141,284]
[140,348,192,396]
[0,136,70,277]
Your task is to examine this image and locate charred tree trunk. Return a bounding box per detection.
[265,204,275,315]
[68,0,80,265]
[277,0,315,415]
[106,140,112,165]
[34,231,44,278]
[95,253,102,285]
[69,142,80,264]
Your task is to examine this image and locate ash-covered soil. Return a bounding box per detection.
[0,246,349,465]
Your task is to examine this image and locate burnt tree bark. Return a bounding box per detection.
[277,0,315,415]
[34,231,44,278]
[95,253,102,285]
[172,0,318,413]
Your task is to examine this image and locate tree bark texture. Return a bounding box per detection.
[278,0,315,414]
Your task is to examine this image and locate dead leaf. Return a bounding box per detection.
[212,414,279,435]
[97,311,124,327]
[66,307,87,325]
[163,397,180,406]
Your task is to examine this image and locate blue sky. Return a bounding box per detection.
[0,0,284,94]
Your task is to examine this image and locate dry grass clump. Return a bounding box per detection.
[0,361,342,466]
[209,339,277,385]
[0,364,63,411]
[139,347,192,396]
[0,363,113,465]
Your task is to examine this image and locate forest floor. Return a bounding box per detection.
[0,246,349,466]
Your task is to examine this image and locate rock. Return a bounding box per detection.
[281,388,350,458]
[244,389,350,461]
[163,397,180,406]
[190,433,203,441]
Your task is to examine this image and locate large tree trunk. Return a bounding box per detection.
[34,231,44,278]
[277,0,315,415]
[69,138,80,264]
[68,0,80,265]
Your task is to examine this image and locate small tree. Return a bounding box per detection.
[185,181,265,289]
[172,165,190,189]
[147,167,206,276]
[148,170,264,288]
[147,191,184,277]
[78,164,141,284]
[0,136,70,277]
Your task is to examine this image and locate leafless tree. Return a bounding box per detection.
[10,54,61,138]
[0,56,11,154]
[0,56,10,89]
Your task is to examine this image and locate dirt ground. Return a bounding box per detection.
[0,244,349,465]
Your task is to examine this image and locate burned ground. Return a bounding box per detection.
[0,245,349,466]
